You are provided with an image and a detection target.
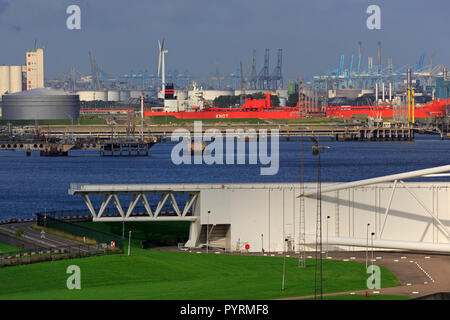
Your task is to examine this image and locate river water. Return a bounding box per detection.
[0,134,448,220]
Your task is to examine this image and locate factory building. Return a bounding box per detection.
[0,65,24,99]
[26,48,44,90]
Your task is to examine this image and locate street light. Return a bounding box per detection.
[311,136,329,301]
[371,232,375,268]
[207,210,211,254]
[366,223,370,270]
[261,233,264,255]
[326,216,330,258]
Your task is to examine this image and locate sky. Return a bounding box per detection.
[0,0,448,80]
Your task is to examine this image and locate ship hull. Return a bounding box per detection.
[144,110,301,119]
[326,99,448,119]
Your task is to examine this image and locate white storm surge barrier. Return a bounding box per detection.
[300,165,450,253]
[69,165,450,253]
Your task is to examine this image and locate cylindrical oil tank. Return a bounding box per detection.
[76,90,107,101]
[107,90,120,102]
[93,90,107,101]
[0,66,10,98]
[76,90,95,101]
[129,90,142,99]
[2,88,80,120]
[9,66,22,93]
[119,90,131,101]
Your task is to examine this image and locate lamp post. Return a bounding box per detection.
[366,223,370,270]
[207,210,211,254]
[261,233,264,255]
[326,216,330,258]
[312,137,329,300]
[371,232,375,268]
[128,230,132,256]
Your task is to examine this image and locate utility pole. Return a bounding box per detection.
[312,137,329,300]
[240,61,245,107]
[128,230,132,256]
[366,223,370,269]
[207,210,211,254]
[298,78,304,118]
[141,92,144,141]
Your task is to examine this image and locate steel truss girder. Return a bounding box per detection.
[78,192,199,221]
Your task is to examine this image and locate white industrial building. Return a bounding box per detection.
[26,48,44,90]
[0,47,45,100]
[0,65,23,99]
[69,165,450,254]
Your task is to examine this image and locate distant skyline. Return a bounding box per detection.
[0,0,449,80]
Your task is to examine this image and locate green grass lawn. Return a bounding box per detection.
[0,248,401,300]
[0,241,19,254]
[147,116,267,125]
[0,115,104,126]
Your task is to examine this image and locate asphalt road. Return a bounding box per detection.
[280,250,450,299]
[0,222,100,254]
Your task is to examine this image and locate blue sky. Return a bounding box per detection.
[0,0,448,79]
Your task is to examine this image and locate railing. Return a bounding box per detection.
[0,243,120,268]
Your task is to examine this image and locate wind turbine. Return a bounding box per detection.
[157,39,168,94]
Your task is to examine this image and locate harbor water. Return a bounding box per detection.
[0,134,449,220]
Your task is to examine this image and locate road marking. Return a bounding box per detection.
[415,262,435,283]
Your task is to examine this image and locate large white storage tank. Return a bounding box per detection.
[9,66,22,93]
[107,90,120,102]
[0,66,10,99]
[119,90,131,101]
[130,90,152,99]
[129,90,142,99]
[77,90,107,101]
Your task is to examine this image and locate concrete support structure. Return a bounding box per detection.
[69,165,450,253]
